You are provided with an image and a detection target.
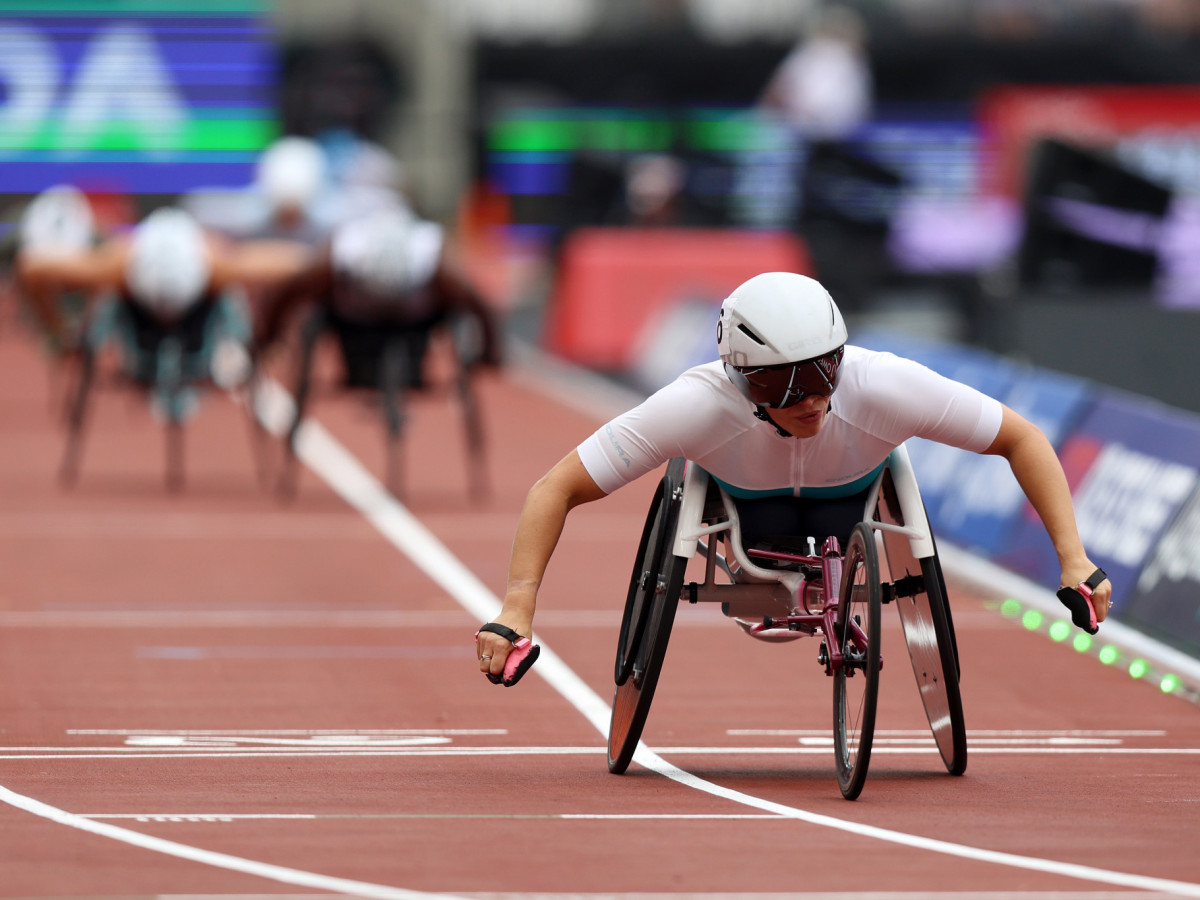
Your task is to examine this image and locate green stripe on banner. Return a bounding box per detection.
[488,113,774,154]
[0,118,278,153]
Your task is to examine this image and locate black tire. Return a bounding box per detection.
[608,458,687,774]
[58,342,95,488]
[833,522,882,801]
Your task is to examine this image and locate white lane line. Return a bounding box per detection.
[78,813,781,822]
[0,748,604,761]
[728,729,1168,736]
[450,894,1191,900]
[0,608,678,629]
[3,746,1198,763]
[68,729,507,736]
[2,744,1190,763]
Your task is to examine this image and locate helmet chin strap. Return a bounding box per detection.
[753,405,796,439]
[752,400,834,439]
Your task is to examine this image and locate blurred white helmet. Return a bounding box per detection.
[256,136,326,212]
[331,206,443,299]
[19,184,95,253]
[717,272,848,408]
[125,208,212,318]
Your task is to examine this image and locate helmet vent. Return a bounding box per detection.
[736,323,766,345]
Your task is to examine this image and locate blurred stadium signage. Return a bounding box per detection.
[995,393,1200,615]
[1127,486,1200,656]
[0,1,274,194]
[979,86,1200,197]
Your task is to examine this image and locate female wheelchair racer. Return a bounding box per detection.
[475,272,1112,756]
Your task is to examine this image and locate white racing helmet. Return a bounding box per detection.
[125,208,212,319]
[256,135,326,213]
[19,184,95,253]
[717,272,848,409]
[330,205,443,300]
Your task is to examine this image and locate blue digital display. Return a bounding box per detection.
[0,2,276,194]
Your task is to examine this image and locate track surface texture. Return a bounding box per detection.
[1,323,1198,900]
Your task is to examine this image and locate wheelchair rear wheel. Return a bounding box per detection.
[897,545,967,776]
[608,458,687,774]
[833,522,882,800]
[874,468,967,777]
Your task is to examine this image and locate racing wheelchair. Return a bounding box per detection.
[275,305,488,503]
[59,291,265,491]
[609,447,965,800]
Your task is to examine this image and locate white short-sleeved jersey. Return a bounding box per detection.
[576,346,1003,498]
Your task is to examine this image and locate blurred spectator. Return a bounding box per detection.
[253,204,503,381]
[623,153,689,227]
[760,3,873,142]
[183,135,331,246]
[253,135,329,242]
[316,128,414,226]
[736,3,874,230]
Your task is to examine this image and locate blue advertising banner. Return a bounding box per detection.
[854,331,1017,516]
[1124,483,1200,657]
[996,391,1200,609]
[932,366,1094,555]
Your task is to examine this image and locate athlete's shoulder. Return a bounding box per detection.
[680,359,728,381]
[674,359,746,401]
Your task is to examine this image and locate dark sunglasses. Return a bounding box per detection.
[731,346,844,409]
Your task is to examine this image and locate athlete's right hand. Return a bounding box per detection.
[475,615,539,686]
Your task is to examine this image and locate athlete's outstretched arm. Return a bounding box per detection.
[476,450,607,678]
[983,404,1112,619]
[16,241,125,348]
[252,248,333,353]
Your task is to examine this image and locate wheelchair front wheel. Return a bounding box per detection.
[833,522,882,801]
[608,458,687,774]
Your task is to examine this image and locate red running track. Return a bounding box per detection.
[1,321,1199,899]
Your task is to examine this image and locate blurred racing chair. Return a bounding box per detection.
[276,303,489,503]
[58,209,266,491]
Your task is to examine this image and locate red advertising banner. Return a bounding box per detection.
[544,227,813,370]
